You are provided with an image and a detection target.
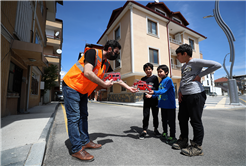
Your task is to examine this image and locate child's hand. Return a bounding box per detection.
[148,90,154,95]
[145,94,152,98]
[193,75,201,82]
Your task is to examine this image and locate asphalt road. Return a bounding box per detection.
[43,101,246,165]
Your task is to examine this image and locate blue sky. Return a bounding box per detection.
[56,1,245,80]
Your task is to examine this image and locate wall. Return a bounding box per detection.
[108,10,132,75]
[1,2,18,117]
[133,8,169,73]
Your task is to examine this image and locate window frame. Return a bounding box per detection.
[188,37,196,52]
[113,23,121,41]
[114,50,121,69]
[146,17,159,38]
[155,8,166,16]
[148,47,160,65]
[172,17,182,24]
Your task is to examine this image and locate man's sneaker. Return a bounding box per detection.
[181,140,204,157]
[154,129,161,137]
[139,131,147,140]
[166,137,177,145]
[160,133,168,142]
[172,136,188,150]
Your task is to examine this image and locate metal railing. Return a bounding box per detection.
[171,64,182,70]
[169,37,182,45]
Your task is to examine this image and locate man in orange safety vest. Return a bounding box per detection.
[62,40,137,162]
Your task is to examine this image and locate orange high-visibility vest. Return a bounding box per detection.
[63,48,110,96]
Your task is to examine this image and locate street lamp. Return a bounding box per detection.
[204,0,239,105]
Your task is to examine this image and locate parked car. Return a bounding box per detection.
[103,72,121,82]
[56,91,64,101]
[208,92,217,96]
[133,81,153,91]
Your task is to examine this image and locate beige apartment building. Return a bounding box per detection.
[1,1,62,117]
[97,1,206,102]
[43,18,63,102]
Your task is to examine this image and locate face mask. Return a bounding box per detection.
[106,51,119,60]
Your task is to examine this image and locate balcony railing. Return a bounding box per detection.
[171,64,182,70]
[169,37,182,45]
[46,35,61,40]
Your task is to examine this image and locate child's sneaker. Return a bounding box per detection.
[154,129,161,137]
[181,140,204,157]
[160,133,168,142]
[172,136,188,150]
[139,131,147,140]
[166,136,177,145]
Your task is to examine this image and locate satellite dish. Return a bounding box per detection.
[56,49,62,54]
[55,31,60,37]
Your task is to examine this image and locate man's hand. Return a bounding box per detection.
[148,90,154,95]
[145,94,152,98]
[102,79,113,88]
[127,87,138,93]
[193,75,201,82]
[178,91,183,103]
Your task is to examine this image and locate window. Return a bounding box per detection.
[114,26,120,40]
[155,8,166,16]
[148,19,157,36]
[207,80,209,85]
[8,62,23,94]
[115,52,121,69]
[121,81,127,92]
[39,1,44,16]
[31,72,39,95]
[173,17,182,24]
[8,62,15,92]
[110,86,113,93]
[149,48,159,64]
[35,32,41,44]
[189,38,194,50]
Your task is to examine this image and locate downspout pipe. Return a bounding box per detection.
[166,19,172,77]
[130,4,134,73]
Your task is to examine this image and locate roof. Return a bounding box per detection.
[214,77,228,83]
[98,1,206,44]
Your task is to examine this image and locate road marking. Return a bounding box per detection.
[61,104,68,135]
[215,97,226,108]
[239,98,246,103]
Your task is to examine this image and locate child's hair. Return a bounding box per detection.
[103,40,121,51]
[143,63,153,71]
[157,65,169,75]
[176,44,193,57]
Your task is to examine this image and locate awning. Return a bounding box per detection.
[11,40,48,67]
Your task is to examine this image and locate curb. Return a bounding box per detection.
[24,103,60,166]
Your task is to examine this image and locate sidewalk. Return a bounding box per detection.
[98,95,246,110]
[1,102,59,166]
[1,96,245,166]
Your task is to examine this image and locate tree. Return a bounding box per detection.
[41,64,59,96]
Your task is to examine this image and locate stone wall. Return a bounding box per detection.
[108,92,144,102]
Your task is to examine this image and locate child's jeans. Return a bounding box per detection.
[161,108,176,137]
[143,98,159,131]
[178,91,206,146]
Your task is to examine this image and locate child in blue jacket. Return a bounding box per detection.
[147,65,177,145]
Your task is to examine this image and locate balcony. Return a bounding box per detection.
[169,37,182,45]
[171,64,182,70]
[171,64,181,78]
